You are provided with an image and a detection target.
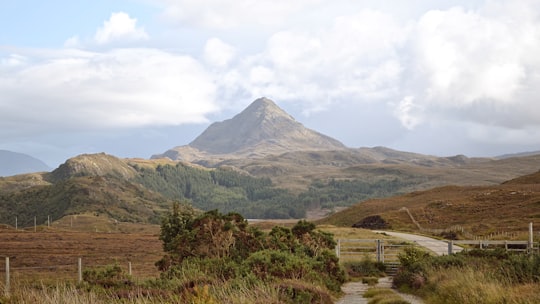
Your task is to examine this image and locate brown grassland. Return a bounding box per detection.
[320,170,540,238]
[0,226,163,283]
[0,218,386,284]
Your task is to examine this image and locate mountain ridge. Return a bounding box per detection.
[0,150,51,177]
[153,97,346,161]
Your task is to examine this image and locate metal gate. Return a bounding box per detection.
[335,239,411,275]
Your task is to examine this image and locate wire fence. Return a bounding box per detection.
[0,257,146,296]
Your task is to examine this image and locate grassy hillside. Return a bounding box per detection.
[0,175,171,227]
[319,170,540,238]
[1,151,539,227]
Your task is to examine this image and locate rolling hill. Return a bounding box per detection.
[319,170,540,238]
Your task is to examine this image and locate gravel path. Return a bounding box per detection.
[335,277,424,304]
[336,230,458,304]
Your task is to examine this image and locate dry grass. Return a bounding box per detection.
[317,225,396,240]
[51,213,160,234]
[0,227,163,282]
[320,181,540,238]
[363,287,410,304]
[422,267,540,304]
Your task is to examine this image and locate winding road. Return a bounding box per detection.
[374,231,463,256]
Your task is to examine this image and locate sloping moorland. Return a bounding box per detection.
[320,169,540,238]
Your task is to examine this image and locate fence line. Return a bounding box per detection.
[1,257,134,297]
[335,239,539,264]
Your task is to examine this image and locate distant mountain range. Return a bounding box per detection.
[1,97,540,229]
[0,150,50,177]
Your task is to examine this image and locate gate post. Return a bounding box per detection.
[528,222,533,254]
[376,239,382,263]
[447,240,453,255]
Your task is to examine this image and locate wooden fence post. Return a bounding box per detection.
[78,258,82,283]
[5,257,10,296]
[376,239,382,263]
[335,239,341,258]
[528,222,533,254]
[447,240,453,255]
[128,262,132,276]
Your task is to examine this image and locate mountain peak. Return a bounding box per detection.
[155,97,345,160]
[246,97,290,117]
[50,153,137,181]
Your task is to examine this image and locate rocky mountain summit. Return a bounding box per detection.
[153,97,346,162]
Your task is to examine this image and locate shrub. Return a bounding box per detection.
[393,246,430,290]
[364,288,410,304]
[362,277,379,286]
[277,280,333,304]
[343,256,386,278]
[429,253,465,269]
[245,250,313,280]
[157,208,345,302]
[501,254,540,284]
[82,264,132,288]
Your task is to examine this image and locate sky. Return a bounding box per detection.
[1,0,540,168]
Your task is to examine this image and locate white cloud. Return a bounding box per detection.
[407,2,540,130]
[0,54,28,67]
[0,48,217,137]
[203,38,236,68]
[94,12,149,44]
[64,35,81,48]
[394,96,422,130]
[157,0,323,29]
[214,9,408,112]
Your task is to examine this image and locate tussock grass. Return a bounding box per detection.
[364,287,410,304]
[1,283,100,304]
[394,249,540,304]
[423,267,540,304]
[318,226,396,240]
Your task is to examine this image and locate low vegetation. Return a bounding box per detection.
[1,204,347,303]
[394,246,540,303]
[154,203,345,303]
[363,288,410,304]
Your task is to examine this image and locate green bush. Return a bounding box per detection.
[364,288,410,304]
[245,250,313,280]
[344,256,386,278]
[83,264,132,288]
[277,281,333,304]
[501,254,540,284]
[362,277,379,286]
[429,253,465,269]
[393,246,430,290]
[156,208,345,302]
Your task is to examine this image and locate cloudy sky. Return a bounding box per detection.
[1,0,540,167]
